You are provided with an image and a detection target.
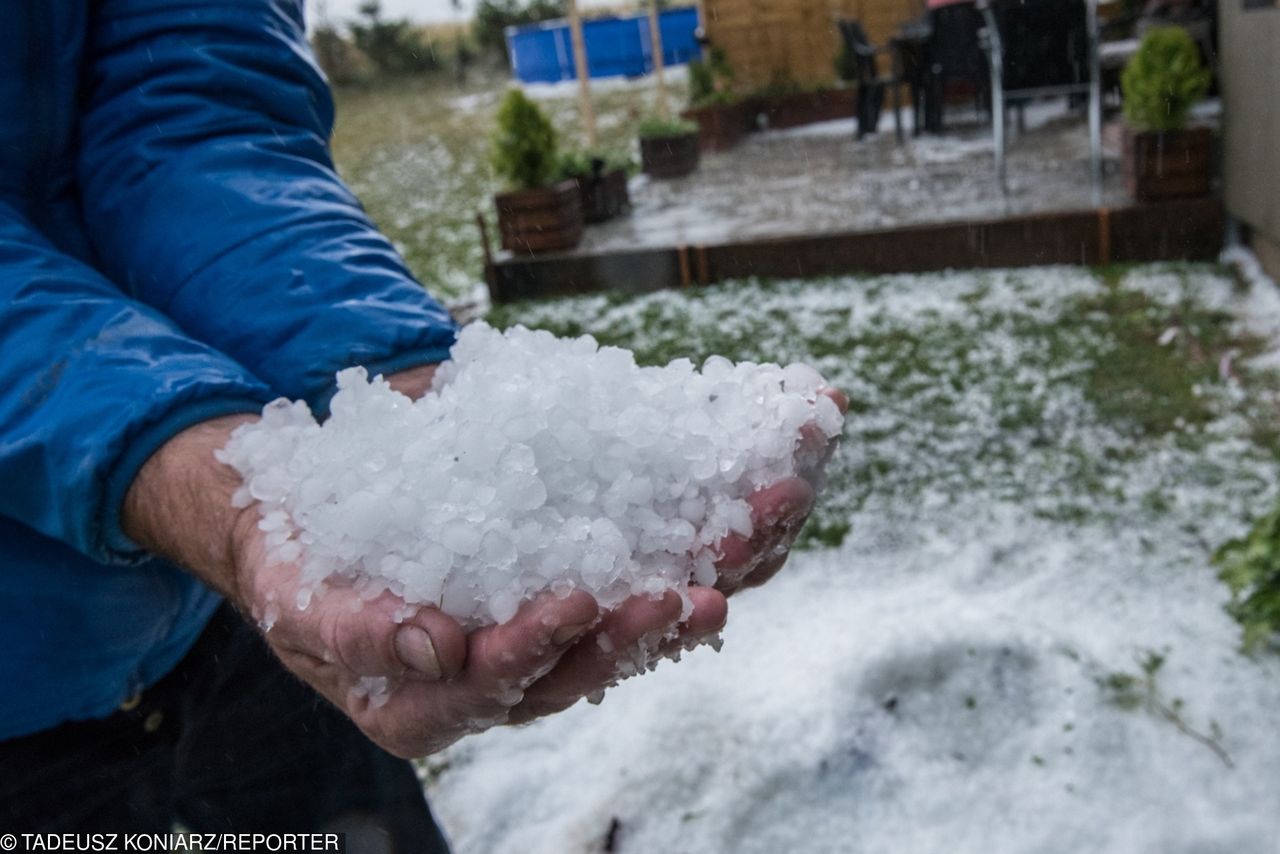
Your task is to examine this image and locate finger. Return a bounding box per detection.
[677,584,729,636]
[749,478,816,536]
[798,421,832,459]
[794,388,847,484]
[737,485,814,590]
[384,363,441,400]
[345,673,477,759]
[716,478,814,592]
[342,590,600,759]
[796,420,840,484]
[821,386,850,415]
[740,551,789,589]
[648,586,731,660]
[507,589,688,723]
[462,589,600,689]
[393,607,469,680]
[714,532,754,573]
[288,588,467,682]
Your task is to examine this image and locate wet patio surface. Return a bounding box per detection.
[581,103,1139,253]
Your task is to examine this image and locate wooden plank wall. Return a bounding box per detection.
[701,0,924,91]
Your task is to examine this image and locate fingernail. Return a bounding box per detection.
[551,621,593,645]
[394,626,442,680]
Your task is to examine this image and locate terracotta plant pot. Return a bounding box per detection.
[681,101,754,152]
[494,180,583,254]
[640,133,701,179]
[755,88,856,130]
[1123,126,1213,202]
[575,167,630,223]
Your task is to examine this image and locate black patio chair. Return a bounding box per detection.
[921,2,989,133]
[977,0,1102,199]
[890,20,931,137]
[837,19,904,143]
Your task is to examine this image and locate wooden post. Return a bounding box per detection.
[566,0,597,147]
[648,0,671,118]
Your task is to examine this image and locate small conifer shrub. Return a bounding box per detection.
[491,89,559,190]
[1121,28,1211,132]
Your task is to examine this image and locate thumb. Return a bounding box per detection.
[304,588,468,681]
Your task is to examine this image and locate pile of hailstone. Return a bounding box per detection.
[218,323,842,628]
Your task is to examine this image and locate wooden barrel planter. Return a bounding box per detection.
[682,102,754,152]
[1123,127,1213,202]
[494,180,584,254]
[641,133,701,179]
[577,167,630,223]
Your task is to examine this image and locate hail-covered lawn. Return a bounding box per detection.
[424,263,1280,854]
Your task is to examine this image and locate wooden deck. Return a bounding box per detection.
[486,196,1225,303]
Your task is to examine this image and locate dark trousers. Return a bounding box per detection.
[0,604,451,854]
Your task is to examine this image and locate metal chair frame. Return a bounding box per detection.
[978,0,1103,203]
[838,19,905,144]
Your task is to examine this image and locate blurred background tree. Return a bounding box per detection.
[350,1,443,76]
[473,0,567,63]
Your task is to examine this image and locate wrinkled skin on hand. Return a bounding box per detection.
[231,365,849,758]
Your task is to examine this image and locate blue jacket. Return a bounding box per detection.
[0,0,458,739]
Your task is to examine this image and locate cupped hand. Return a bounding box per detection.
[124,364,845,760]
[227,369,845,757]
[713,385,848,594]
[231,522,583,757]
[505,384,849,720]
[231,522,728,756]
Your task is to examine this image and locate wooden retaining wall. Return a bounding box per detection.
[486,197,1225,304]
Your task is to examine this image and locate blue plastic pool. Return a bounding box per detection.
[506,7,700,84]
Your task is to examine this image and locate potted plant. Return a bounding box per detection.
[555,149,633,223]
[681,48,753,152]
[490,89,583,254]
[638,116,701,179]
[1120,27,1213,202]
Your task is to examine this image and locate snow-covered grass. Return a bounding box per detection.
[427,263,1280,853]
[490,263,1280,546]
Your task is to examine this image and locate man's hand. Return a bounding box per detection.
[503,385,848,723]
[121,364,846,758]
[715,385,849,594]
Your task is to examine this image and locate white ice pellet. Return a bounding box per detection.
[217,322,841,628]
[813,394,845,437]
[782,362,825,396]
[354,676,391,708]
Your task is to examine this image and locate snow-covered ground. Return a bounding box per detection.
[577,99,1223,253]
[429,261,1280,853]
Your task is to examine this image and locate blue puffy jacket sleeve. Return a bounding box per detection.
[0,203,275,564]
[76,0,458,409]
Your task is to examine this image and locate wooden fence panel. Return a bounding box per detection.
[703,0,923,89]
